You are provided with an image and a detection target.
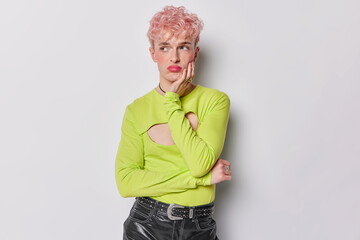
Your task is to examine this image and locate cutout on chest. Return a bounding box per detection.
[147,112,199,145]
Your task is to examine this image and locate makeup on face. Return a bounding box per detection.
[167,65,182,72]
[150,31,198,83]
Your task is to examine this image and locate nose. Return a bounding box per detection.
[170,49,180,63]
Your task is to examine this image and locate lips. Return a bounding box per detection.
[167,65,182,72]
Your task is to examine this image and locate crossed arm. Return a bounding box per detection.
[115,105,211,198]
[115,63,231,197]
[164,91,230,177]
[115,92,230,198]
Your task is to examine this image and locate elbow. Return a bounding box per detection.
[119,188,132,198]
[189,159,214,177]
[189,168,209,178]
[115,169,134,198]
[189,147,216,178]
[116,180,135,198]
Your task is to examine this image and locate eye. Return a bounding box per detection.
[160,47,167,51]
[180,45,189,50]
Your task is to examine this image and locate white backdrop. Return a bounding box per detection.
[1,0,359,239]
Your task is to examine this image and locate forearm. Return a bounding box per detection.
[114,104,212,198]
[166,108,217,177]
[164,91,230,178]
[115,166,211,197]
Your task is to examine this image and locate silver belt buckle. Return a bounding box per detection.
[167,203,184,220]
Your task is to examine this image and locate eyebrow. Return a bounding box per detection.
[158,41,192,46]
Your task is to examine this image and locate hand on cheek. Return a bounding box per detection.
[168,61,195,95]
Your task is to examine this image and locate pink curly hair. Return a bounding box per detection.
[147,6,204,48]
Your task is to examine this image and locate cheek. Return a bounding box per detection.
[184,51,195,60]
[157,56,165,62]
[155,53,166,64]
[155,51,166,61]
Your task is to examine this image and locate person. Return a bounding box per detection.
[115,5,232,240]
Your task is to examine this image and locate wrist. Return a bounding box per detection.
[165,91,180,98]
[195,171,212,186]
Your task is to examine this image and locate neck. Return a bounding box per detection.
[158,82,167,94]
[157,81,196,97]
[157,79,171,94]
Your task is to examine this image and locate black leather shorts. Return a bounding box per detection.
[123,198,219,240]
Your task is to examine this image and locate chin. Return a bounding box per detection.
[164,73,181,82]
[167,78,178,82]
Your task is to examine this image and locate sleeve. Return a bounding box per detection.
[164,91,230,178]
[115,104,211,198]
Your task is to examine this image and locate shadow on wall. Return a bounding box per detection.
[194,50,208,87]
[213,115,239,208]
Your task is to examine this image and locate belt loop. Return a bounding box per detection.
[189,208,194,219]
[154,197,159,209]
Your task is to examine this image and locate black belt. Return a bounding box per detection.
[136,197,214,220]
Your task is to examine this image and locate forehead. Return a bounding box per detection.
[154,30,195,46]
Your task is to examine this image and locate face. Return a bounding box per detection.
[149,30,200,83]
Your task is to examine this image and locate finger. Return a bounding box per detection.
[182,68,190,85]
[222,160,231,166]
[186,62,192,81]
[175,66,187,84]
[223,164,230,171]
[178,67,189,88]
[191,61,195,79]
[183,80,191,89]
[224,175,232,181]
[180,67,187,83]
[225,170,232,175]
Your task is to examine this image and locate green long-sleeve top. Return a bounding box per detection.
[115,84,230,206]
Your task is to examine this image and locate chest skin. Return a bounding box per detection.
[147,112,198,146]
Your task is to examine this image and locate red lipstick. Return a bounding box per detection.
[167,65,182,72]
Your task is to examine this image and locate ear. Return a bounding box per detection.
[194,46,200,62]
[149,47,157,62]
